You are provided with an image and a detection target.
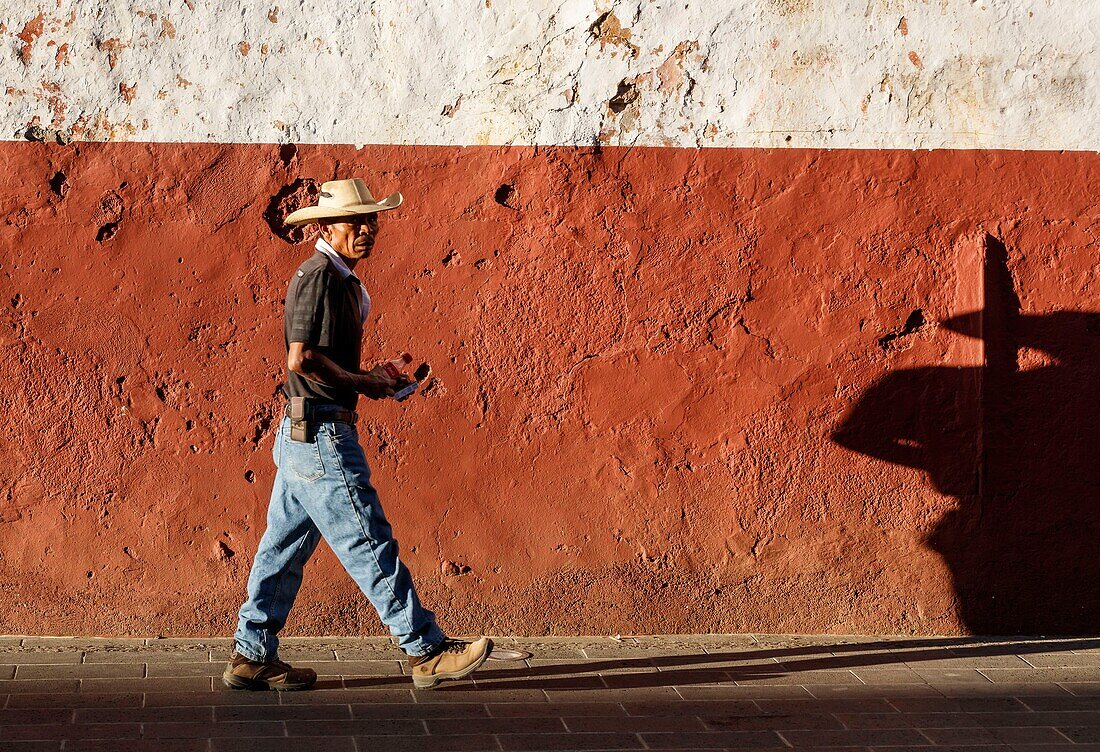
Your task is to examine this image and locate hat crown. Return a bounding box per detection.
[318,179,376,209]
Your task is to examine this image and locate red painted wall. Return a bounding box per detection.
[1,142,1097,637]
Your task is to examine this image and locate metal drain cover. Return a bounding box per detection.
[488,648,532,661]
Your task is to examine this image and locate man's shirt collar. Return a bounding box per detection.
[315,237,359,282]
[314,237,370,325]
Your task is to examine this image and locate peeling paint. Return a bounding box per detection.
[16,13,45,65]
[0,1,1096,149]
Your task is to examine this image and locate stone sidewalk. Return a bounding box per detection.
[2,634,1100,751]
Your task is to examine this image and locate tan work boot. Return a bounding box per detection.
[222,649,317,691]
[408,637,493,689]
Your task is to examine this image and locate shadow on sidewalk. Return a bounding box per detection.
[335,636,1100,692]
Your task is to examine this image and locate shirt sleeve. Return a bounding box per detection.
[286,266,335,348]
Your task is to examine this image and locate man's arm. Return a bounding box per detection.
[288,341,395,399]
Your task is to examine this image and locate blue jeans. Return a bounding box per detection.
[234,413,446,660]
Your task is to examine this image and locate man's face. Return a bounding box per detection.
[319,213,380,260]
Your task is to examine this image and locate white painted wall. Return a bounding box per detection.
[3,0,1097,149]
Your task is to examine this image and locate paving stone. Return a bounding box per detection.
[491,701,627,717]
[65,742,208,752]
[778,727,931,746]
[286,718,425,735]
[562,714,707,732]
[416,687,549,703]
[144,689,280,706]
[544,686,677,703]
[528,657,658,674]
[84,649,212,664]
[983,668,1100,683]
[267,649,338,662]
[217,703,352,720]
[0,722,142,740]
[1024,654,1100,668]
[145,662,223,677]
[497,731,645,749]
[622,699,758,717]
[888,697,1031,713]
[835,711,981,729]
[808,684,944,699]
[338,675,412,690]
[145,638,233,648]
[477,673,604,690]
[700,711,845,730]
[922,726,1070,745]
[755,698,898,714]
[1024,697,1100,711]
[276,687,415,704]
[144,720,286,737]
[904,655,1034,669]
[211,738,356,752]
[868,747,1009,752]
[641,730,785,748]
[332,648,409,661]
[935,682,1069,697]
[608,668,729,686]
[0,742,61,752]
[735,669,864,685]
[427,716,567,734]
[674,684,814,699]
[971,710,1100,727]
[352,702,488,718]
[354,734,498,751]
[18,638,145,649]
[1056,726,1100,743]
[74,705,214,723]
[908,668,992,684]
[299,660,404,676]
[0,653,83,665]
[80,677,212,693]
[15,664,144,680]
[0,708,76,724]
[849,670,929,684]
[5,692,143,708]
[0,680,81,694]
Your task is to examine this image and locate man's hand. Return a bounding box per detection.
[358,370,396,400]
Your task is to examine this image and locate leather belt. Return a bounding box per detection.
[283,404,357,424]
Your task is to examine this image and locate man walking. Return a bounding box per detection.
[224,178,492,691]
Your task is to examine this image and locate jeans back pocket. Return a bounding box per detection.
[284,430,326,482]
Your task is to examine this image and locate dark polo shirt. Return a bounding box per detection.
[281,251,364,410]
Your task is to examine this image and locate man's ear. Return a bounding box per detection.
[316,222,330,241]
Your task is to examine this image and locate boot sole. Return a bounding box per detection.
[412,637,494,690]
[222,668,316,691]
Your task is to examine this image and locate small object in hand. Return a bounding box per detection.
[380,352,413,382]
[393,362,431,402]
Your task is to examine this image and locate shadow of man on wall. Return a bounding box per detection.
[832,235,1100,634]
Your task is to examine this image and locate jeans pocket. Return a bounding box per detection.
[285,431,326,482]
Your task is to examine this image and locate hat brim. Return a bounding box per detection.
[284,191,403,226]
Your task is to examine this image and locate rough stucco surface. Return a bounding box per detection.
[3,0,1100,148]
[0,142,1097,637]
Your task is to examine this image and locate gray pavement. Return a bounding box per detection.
[2,634,1100,750]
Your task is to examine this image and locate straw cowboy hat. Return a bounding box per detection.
[284,178,403,225]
